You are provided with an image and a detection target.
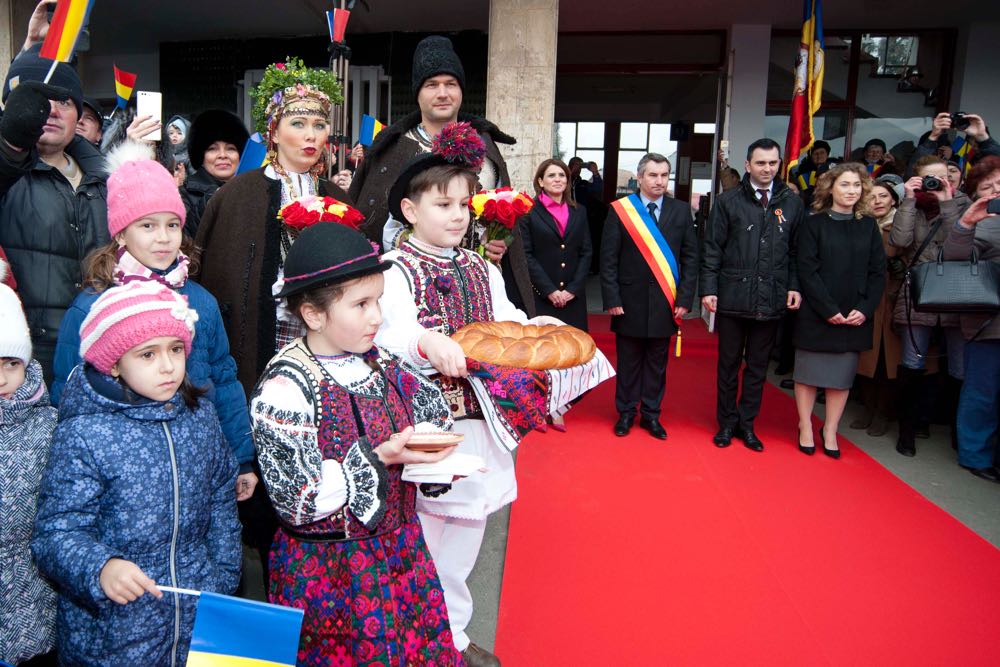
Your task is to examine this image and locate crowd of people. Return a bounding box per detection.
[2,3,1000,666]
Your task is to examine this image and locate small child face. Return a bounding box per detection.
[118,212,183,271]
[168,125,183,145]
[111,336,187,402]
[0,358,26,399]
[402,177,472,249]
[302,274,385,357]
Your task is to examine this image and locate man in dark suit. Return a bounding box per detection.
[600,153,699,439]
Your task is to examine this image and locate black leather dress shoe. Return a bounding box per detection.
[639,417,668,440]
[713,427,734,447]
[963,466,1000,483]
[737,427,764,452]
[462,642,501,667]
[614,415,633,437]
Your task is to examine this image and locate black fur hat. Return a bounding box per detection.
[411,36,466,98]
[188,110,250,171]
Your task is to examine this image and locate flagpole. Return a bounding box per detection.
[42,59,59,84]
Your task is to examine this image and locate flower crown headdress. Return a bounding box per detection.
[250,57,343,139]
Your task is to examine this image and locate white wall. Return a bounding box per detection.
[957,23,1000,117]
[726,25,772,159]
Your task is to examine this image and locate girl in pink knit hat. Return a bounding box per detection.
[33,281,242,666]
[51,140,258,503]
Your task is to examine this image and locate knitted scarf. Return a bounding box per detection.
[113,247,189,289]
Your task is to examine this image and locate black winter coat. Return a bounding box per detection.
[348,110,535,316]
[519,198,592,330]
[179,168,224,238]
[793,212,887,353]
[600,195,699,338]
[0,136,108,380]
[700,176,804,320]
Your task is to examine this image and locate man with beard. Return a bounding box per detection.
[349,35,535,315]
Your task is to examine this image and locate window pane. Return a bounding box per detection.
[618,150,649,176]
[577,122,605,148]
[555,122,577,162]
[850,117,932,163]
[764,108,849,166]
[694,123,716,134]
[620,122,648,149]
[648,124,677,162]
[575,149,604,173]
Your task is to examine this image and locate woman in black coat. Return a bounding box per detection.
[180,110,250,237]
[794,163,886,458]
[519,158,593,331]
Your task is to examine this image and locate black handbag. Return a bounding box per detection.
[905,221,1000,313]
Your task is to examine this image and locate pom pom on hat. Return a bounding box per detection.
[0,284,32,364]
[105,140,187,238]
[79,282,199,375]
[431,121,485,171]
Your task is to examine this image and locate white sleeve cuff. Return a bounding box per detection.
[313,458,348,518]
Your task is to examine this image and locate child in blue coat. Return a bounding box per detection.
[52,141,257,501]
[33,281,242,665]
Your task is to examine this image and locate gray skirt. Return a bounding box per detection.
[793,349,860,389]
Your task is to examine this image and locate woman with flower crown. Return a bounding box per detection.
[193,57,356,583]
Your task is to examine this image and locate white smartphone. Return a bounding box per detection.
[136,91,163,142]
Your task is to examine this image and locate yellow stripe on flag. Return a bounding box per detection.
[186,651,294,667]
[619,197,677,297]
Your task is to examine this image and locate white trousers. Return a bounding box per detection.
[418,512,487,652]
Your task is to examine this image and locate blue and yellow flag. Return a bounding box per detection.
[783,0,825,180]
[186,592,303,666]
[359,114,385,147]
[235,133,268,175]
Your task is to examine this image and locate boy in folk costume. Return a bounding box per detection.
[376,123,567,667]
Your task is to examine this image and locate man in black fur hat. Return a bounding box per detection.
[349,35,535,316]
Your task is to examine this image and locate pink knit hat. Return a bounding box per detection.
[105,141,187,238]
[79,282,199,374]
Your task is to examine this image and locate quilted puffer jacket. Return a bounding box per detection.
[32,365,241,666]
[0,360,57,664]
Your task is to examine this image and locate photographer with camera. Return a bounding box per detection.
[940,156,1000,482]
[907,112,1000,178]
[888,155,971,457]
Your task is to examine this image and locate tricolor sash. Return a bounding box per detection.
[611,194,680,310]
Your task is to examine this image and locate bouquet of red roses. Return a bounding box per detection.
[470,187,534,260]
[278,195,365,233]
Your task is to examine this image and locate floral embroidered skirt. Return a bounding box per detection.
[269,519,464,666]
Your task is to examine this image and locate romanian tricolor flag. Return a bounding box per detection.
[38,0,95,63]
[186,592,304,667]
[326,9,350,43]
[113,65,136,109]
[359,114,385,147]
[783,0,825,180]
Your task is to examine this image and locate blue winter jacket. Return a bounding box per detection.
[51,279,255,470]
[32,365,241,666]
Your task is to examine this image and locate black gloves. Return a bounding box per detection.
[1,81,71,150]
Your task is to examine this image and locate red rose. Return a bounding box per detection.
[341,206,365,229]
[482,199,497,221]
[280,202,318,231]
[512,195,532,216]
[495,199,516,228]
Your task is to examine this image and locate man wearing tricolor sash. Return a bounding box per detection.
[600,153,698,440]
[700,138,805,451]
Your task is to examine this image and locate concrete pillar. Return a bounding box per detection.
[485,0,558,191]
[956,23,1000,118]
[724,24,772,162]
[0,0,15,87]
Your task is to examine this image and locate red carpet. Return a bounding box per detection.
[494,316,1000,665]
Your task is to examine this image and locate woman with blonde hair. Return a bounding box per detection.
[793,163,886,458]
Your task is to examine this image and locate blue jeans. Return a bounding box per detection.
[899,324,966,379]
[956,339,1000,469]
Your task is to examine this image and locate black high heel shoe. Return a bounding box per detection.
[821,432,841,459]
[798,426,815,455]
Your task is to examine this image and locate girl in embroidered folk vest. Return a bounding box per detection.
[250,222,464,666]
[51,141,258,501]
[375,123,561,664]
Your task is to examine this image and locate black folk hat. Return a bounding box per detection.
[188,109,250,171]
[276,223,391,298]
[411,35,466,98]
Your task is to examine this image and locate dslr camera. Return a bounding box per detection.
[922,175,944,191]
[950,112,971,131]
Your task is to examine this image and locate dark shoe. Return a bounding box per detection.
[737,427,764,452]
[713,426,734,448]
[780,378,794,390]
[849,407,874,430]
[866,414,888,438]
[462,643,501,667]
[639,417,667,440]
[614,414,633,437]
[963,466,1000,483]
[820,433,840,459]
[895,437,916,457]
[799,443,816,455]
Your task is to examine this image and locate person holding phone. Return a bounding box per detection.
[941,156,1000,483]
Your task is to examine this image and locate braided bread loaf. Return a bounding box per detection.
[451,321,597,370]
